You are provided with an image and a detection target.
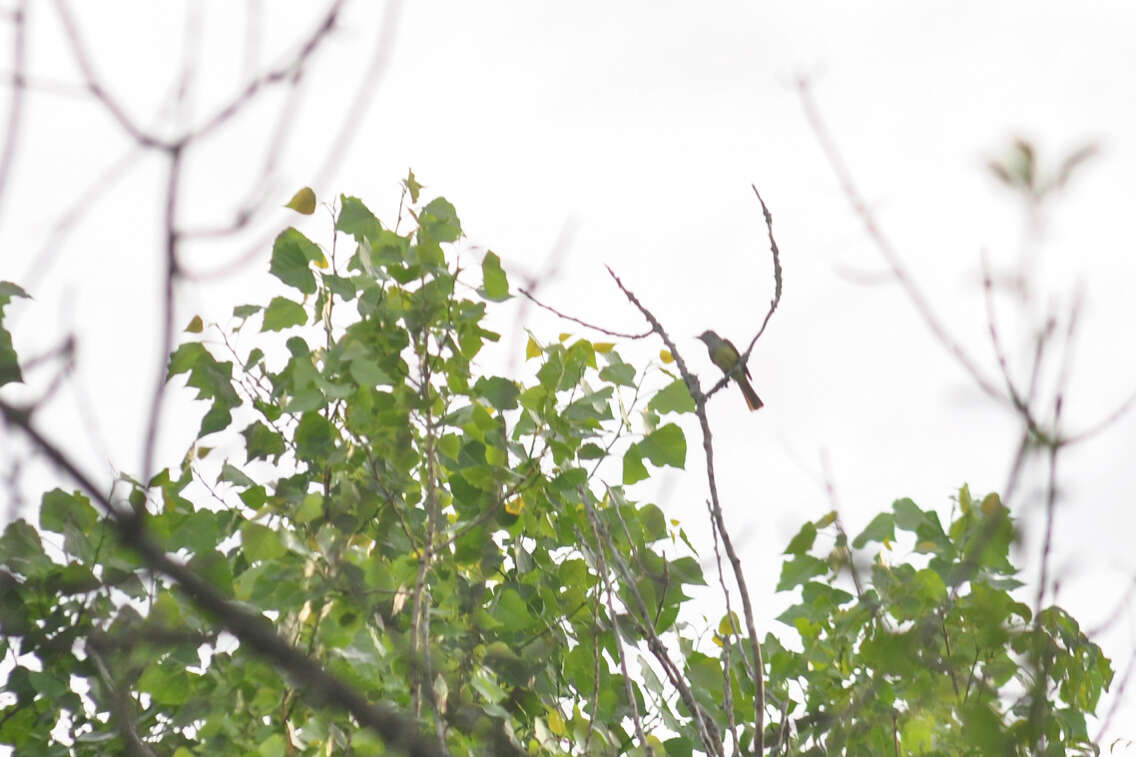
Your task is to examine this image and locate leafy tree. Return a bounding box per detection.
[768,487,1111,755]
[0,185,1113,755]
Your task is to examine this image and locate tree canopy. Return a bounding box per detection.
[0,185,1114,755]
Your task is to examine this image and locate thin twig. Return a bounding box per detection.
[706,186,783,402]
[518,287,653,340]
[745,184,784,352]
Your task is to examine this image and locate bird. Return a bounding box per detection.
[696,330,763,411]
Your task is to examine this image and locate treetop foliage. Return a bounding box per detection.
[0,182,1113,755]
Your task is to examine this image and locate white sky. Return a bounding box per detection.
[2,0,1135,746]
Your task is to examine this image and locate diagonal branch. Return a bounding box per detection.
[53,0,168,149]
[798,77,1004,403]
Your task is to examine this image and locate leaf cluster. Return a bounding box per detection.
[767,486,1113,755]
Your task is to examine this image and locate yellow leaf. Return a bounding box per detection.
[981,493,1001,514]
[718,611,741,636]
[505,496,525,515]
[593,342,615,353]
[314,253,329,269]
[285,186,317,215]
[815,510,838,528]
[558,333,571,343]
[195,446,212,459]
[184,315,203,333]
[547,709,566,737]
[525,336,542,359]
[659,349,674,364]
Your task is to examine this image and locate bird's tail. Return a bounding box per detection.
[738,377,763,411]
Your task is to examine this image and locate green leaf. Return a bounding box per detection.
[242,421,286,463]
[776,555,829,591]
[295,412,336,462]
[784,521,817,555]
[187,550,234,597]
[622,445,649,485]
[295,493,324,524]
[420,197,462,243]
[493,589,532,631]
[598,352,636,387]
[336,195,382,242]
[637,424,686,469]
[40,489,98,534]
[241,523,287,563]
[852,512,895,548]
[219,463,256,488]
[892,497,926,531]
[474,376,520,410]
[480,251,510,301]
[323,273,357,301]
[0,281,30,387]
[167,342,242,438]
[648,379,695,414]
[137,661,191,705]
[258,733,287,757]
[262,296,308,332]
[270,227,322,294]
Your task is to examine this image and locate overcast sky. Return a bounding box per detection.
[2,0,1135,744]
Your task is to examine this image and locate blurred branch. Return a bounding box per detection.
[19,146,144,296]
[184,0,405,279]
[190,0,345,142]
[140,145,182,486]
[1097,645,1136,744]
[0,0,27,225]
[798,77,1004,403]
[88,648,158,757]
[53,0,167,149]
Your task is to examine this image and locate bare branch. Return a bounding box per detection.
[53,0,168,149]
[0,0,28,224]
[141,146,183,487]
[744,184,784,353]
[798,77,1004,403]
[183,0,406,279]
[190,0,345,142]
[517,286,653,340]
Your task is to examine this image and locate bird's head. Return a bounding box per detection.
[696,330,719,346]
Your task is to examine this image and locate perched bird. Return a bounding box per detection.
[696,330,763,411]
